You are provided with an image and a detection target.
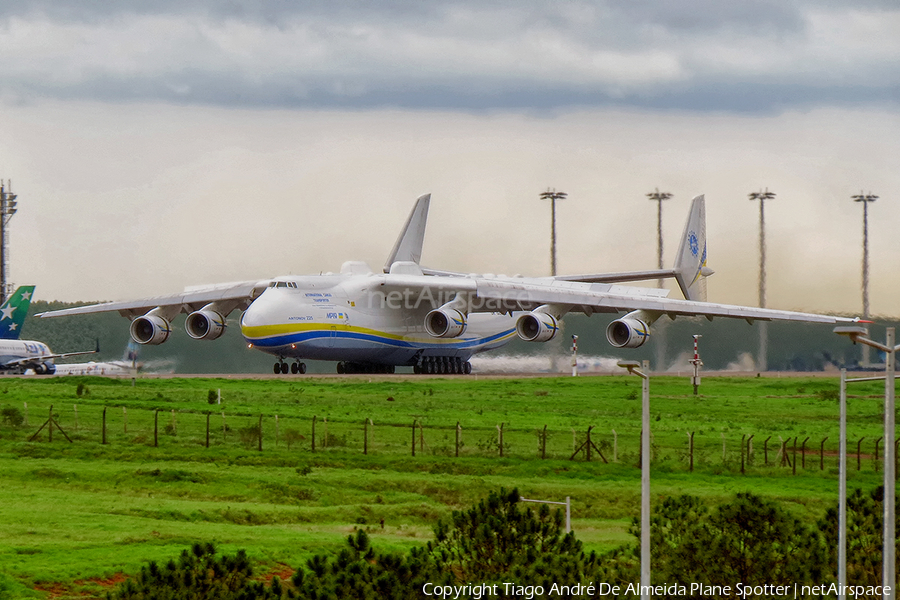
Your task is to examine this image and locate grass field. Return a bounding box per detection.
[0,373,891,599]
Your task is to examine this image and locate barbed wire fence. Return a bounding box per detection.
[1,401,896,475]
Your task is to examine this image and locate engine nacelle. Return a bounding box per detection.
[606,317,650,348]
[424,308,467,338]
[515,312,559,342]
[33,363,56,375]
[130,314,172,345]
[185,310,227,341]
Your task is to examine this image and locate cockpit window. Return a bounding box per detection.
[268,281,297,289]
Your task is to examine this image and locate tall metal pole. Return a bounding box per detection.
[839,368,847,600]
[0,181,18,305]
[647,189,672,371]
[640,358,650,598]
[885,327,895,599]
[540,189,567,276]
[749,189,775,371]
[834,325,899,600]
[618,359,651,599]
[852,192,877,366]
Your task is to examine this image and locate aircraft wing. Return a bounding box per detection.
[36,280,269,320]
[472,278,860,323]
[1,349,98,370]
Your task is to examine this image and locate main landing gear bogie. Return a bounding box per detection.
[413,356,472,375]
[274,360,306,375]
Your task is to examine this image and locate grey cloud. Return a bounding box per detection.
[0,1,896,113]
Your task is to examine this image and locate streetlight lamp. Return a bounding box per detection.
[0,180,18,304]
[749,189,776,371]
[540,189,567,276]
[852,192,878,366]
[618,359,650,599]
[834,325,898,600]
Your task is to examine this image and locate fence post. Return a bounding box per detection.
[741,434,746,474]
[875,437,883,472]
[311,416,316,452]
[764,436,772,466]
[801,437,810,469]
[456,421,461,458]
[857,437,865,471]
[411,420,416,457]
[206,413,210,448]
[154,409,159,447]
[586,426,592,462]
[171,410,176,436]
[747,434,754,468]
[688,432,694,472]
[541,424,547,459]
[222,412,227,442]
[820,437,828,471]
[792,437,798,475]
[102,407,107,445]
[498,423,504,457]
[612,429,617,463]
[257,414,263,452]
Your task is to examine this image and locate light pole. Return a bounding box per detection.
[618,359,650,599]
[0,180,18,304]
[834,325,898,600]
[647,189,672,371]
[749,189,775,371]
[852,192,878,366]
[540,189,567,276]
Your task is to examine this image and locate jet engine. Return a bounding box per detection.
[515,312,559,342]
[424,308,467,338]
[130,314,172,345]
[606,316,650,348]
[33,363,56,375]
[185,309,226,341]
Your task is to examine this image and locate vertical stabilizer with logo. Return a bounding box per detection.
[673,196,712,301]
[0,286,35,340]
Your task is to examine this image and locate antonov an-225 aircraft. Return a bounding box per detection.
[38,194,861,375]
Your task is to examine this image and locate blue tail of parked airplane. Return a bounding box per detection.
[0,286,35,340]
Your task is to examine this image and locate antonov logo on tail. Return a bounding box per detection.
[37,194,862,375]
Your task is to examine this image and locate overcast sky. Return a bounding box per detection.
[0,0,897,316]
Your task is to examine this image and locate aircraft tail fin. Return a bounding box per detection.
[673,195,712,301]
[0,285,35,340]
[384,194,431,272]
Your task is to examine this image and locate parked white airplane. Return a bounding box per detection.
[43,341,140,376]
[0,286,98,374]
[38,194,862,375]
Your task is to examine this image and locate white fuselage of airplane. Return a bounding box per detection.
[240,273,518,366]
[0,339,55,373]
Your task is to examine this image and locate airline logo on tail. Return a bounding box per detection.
[0,286,35,340]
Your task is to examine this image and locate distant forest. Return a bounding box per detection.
[24,300,899,375]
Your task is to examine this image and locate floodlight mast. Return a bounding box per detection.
[749,188,775,371]
[540,188,567,276]
[834,325,899,600]
[0,180,17,304]
[647,189,672,371]
[852,192,878,366]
